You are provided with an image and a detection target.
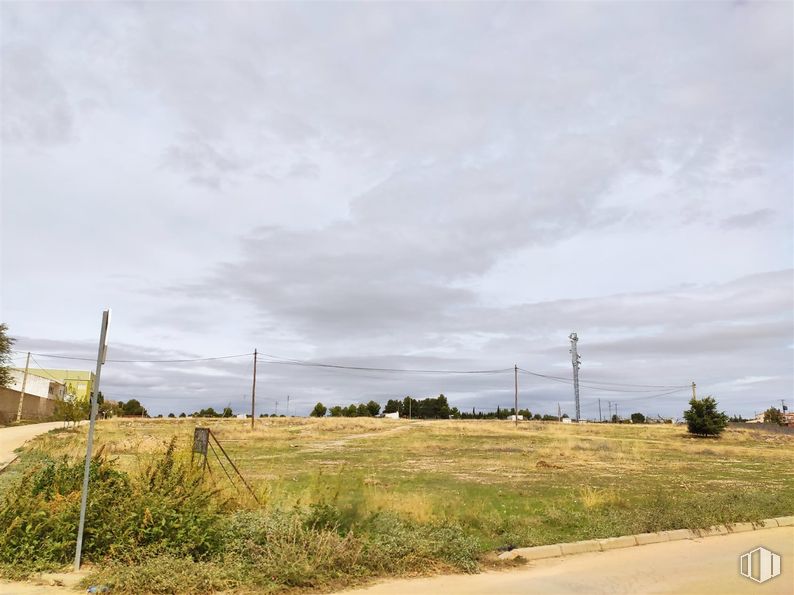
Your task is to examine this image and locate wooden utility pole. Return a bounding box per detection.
[15,352,30,422]
[598,398,602,422]
[514,364,519,428]
[287,395,290,417]
[691,382,696,400]
[557,402,561,422]
[251,349,257,430]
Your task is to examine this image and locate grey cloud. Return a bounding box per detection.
[0,45,73,145]
[720,208,776,229]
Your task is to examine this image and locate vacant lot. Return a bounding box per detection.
[9,417,794,550]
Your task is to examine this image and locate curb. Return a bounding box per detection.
[498,516,792,561]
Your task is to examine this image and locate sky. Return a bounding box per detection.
[1,1,792,419]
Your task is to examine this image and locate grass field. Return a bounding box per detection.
[10,417,794,551]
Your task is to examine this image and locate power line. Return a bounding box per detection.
[256,355,513,375]
[13,349,252,364]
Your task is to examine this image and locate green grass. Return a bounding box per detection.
[3,418,793,593]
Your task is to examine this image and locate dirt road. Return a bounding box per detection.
[334,526,794,595]
[0,421,69,470]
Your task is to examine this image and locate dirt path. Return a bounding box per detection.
[0,421,70,470]
[332,526,794,595]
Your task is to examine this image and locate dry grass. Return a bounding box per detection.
[15,417,794,548]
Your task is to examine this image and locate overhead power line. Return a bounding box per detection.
[256,353,512,374]
[13,349,252,364]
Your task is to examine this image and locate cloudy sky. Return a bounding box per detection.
[1,1,792,418]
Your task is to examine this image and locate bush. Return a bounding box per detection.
[684,396,728,437]
[0,439,223,571]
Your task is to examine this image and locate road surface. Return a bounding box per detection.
[334,526,794,595]
[0,421,70,470]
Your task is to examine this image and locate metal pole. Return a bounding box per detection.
[569,333,581,422]
[251,349,257,430]
[15,352,30,422]
[514,364,518,428]
[74,309,110,571]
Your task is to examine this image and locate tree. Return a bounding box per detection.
[329,405,343,417]
[630,412,646,424]
[120,399,148,417]
[310,402,327,417]
[195,407,219,418]
[0,323,14,389]
[356,403,370,417]
[366,400,381,416]
[168,413,176,418]
[222,406,233,418]
[54,392,89,427]
[763,407,784,425]
[684,396,728,437]
[179,412,186,418]
[533,413,542,420]
[384,399,403,415]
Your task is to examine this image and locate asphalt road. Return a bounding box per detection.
[334,526,794,595]
[0,421,71,470]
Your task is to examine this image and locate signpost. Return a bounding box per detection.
[74,309,111,571]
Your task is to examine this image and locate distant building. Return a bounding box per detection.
[562,417,572,424]
[507,414,524,421]
[8,369,65,400]
[14,369,95,402]
[384,412,400,419]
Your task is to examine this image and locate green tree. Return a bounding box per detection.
[0,323,14,389]
[356,403,370,417]
[310,402,327,417]
[329,405,343,417]
[222,407,233,418]
[763,407,784,425]
[178,412,186,418]
[366,400,381,416]
[167,413,175,418]
[344,404,357,417]
[384,399,403,415]
[684,396,728,437]
[120,399,148,417]
[630,412,646,424]
[54,392,89,427]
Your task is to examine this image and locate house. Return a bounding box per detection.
[15,369,95,401]
[9,369,65,400]
[383,412,400,419]
[507,415,524,421]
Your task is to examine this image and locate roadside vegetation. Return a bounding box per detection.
[1,418,792,593]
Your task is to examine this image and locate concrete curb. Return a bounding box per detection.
[498,516,793,561]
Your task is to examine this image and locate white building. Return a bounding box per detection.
[8,369,65,400]
[507,414,524,421]
[384,411,400,419]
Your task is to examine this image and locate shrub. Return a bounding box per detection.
[684,396,728,437]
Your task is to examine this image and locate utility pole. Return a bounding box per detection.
[615,403,619,422]
[250,349,257,430]
[287,395,290,417]
[514,364,519,428]
[598,398,602,423]
[569,333,581,422]
[15,352,30,422]
[691,382,696,400]
[75,309,110,571]
[275,400,278,416]
[608,401,612,422]
[557,402,561,422]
